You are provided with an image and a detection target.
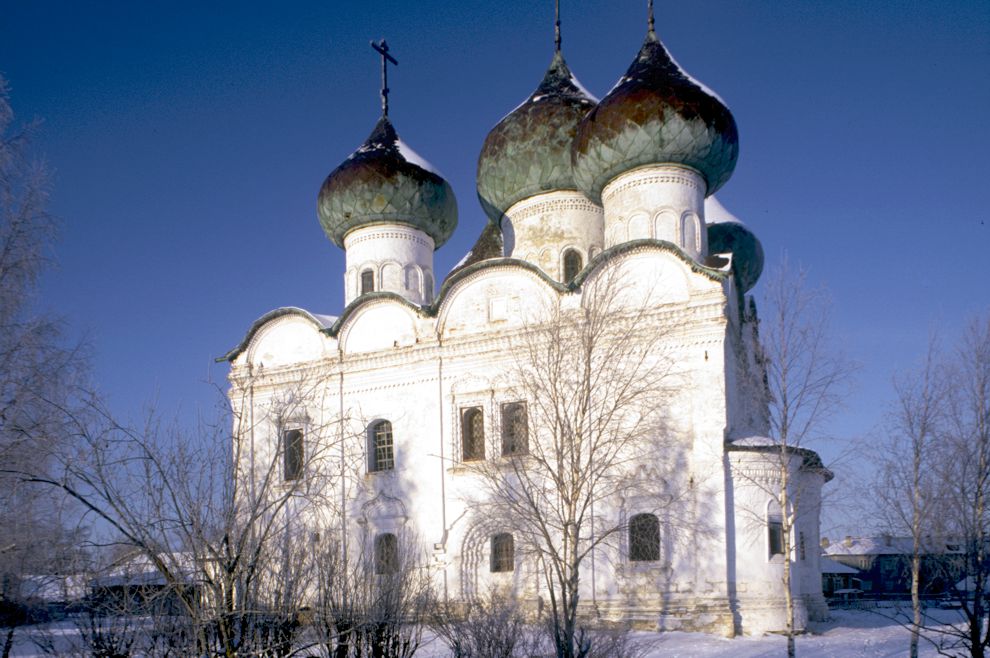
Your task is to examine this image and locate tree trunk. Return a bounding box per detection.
[910,550,920,658]
[1,625,15,658]
[781,460,796,658]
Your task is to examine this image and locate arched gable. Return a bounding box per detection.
[579,240,727,311]
[223,307,336,366]
[436,262,560,340]
[338,298,421,354]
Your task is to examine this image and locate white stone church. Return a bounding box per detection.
[222,10,830,637]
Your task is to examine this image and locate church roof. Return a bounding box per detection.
[572,28,738,203]
[317,116,458,248]
[220,239,728,364]
[476,51,597,221]
[824,536,964,557]
[447,220,504,279]
[217,307,336,363]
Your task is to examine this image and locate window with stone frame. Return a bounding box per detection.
[461,406,485,461]
[628,513,660,562]
[374,533,398,575]
[500,402,528,456]
[562,248,583,282]
[360,269,374,294]
[282,428,304,481]
[767,502,784,558]
[490,533,514,572]
[369,420,394,472]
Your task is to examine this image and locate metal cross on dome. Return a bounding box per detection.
[371,39,398,117]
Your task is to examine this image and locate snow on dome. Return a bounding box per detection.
[705,196,764,293]
[705,195,742,225]
[396,138,443,177]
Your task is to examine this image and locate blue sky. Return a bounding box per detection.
[2,1,988,531]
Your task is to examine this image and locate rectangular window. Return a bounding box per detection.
[461,407,485,461]
[500,401,528,456]
[490,533,514,572]
[375,533,398,575]
[768,519,784,558]
[283,429,304,481]
[370,420,395,472]
[360,269,374,295]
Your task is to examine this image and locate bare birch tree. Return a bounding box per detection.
[759,259,852,658]
[874,340,947,658]
[466,264,685,658]
[936,314,990,658]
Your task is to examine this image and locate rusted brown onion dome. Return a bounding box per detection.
[476,51,597,222]
[318,116,457,249]
[572,30,738,203]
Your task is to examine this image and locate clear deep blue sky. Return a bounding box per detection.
[2,1,988,527]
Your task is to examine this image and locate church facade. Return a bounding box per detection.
[222,12,830,637]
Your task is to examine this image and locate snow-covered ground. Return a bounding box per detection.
[4,607,970,657]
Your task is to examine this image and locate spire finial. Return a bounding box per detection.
[554,0,562,53]
[370,39,398,117]
[647,0,655,35]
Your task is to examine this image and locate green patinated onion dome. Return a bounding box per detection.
[705,196,763,293]
[572,29,739,204]
[318,116,457,248]
[476,51,597,222]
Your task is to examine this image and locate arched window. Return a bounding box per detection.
[374,533,398,575]
[490,533,514,572]
[423,271,434,303]
[767,501,784,558]
[682,213,699,252]
[282,428,304,481]
[461,407,485,461]
[360,269,375,295]
[369,420,394,472]
[629,513,660,562]
[500,402,528,456]
[562,248,583,282]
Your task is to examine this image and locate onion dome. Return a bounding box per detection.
[476,51,597,222]
[318,116,457,248]
[705,196,763,293]
[572,28,738,203]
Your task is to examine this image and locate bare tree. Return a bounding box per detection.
[312,532,433,658]
[428,586,542,658]
[0,73,88,658]
[758,259,852,658]
[872,340,948,658]
[935,314,990,658]
[13,381,341,658]
[465,264,685,658]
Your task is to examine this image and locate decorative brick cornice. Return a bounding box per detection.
[602,165,705,204]
[507,192,603,224]
[345,227,434,250]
